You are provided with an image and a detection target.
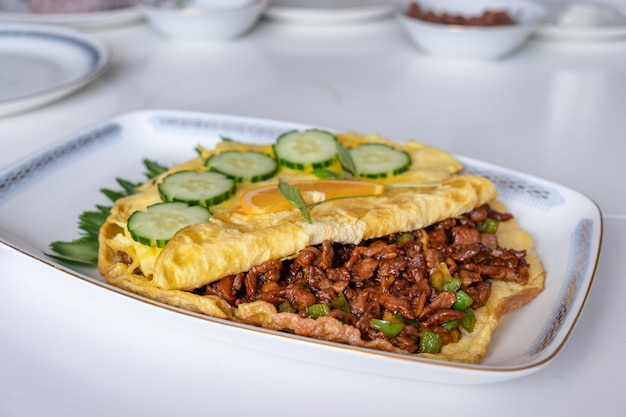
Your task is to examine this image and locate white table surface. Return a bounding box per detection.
[1,6,625,416]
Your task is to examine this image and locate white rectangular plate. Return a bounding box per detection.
[0,110,602,384]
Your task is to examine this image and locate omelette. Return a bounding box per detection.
[98,131,545,363]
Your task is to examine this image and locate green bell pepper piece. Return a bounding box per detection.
[370,319,405,338]
[461,307,476,332]
[442,319,459,331]
[442,276,462,293]
[419,329,443,354]
[477,218,499,233]
[330,293,351,313]
[397,233,414,243]
[452,290,473,311]
[278,301,296,313]
[307,303,330,319]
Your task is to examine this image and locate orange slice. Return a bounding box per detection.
[240,180,385,214]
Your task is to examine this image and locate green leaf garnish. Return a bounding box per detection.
[143,158,168,179]
[277,179,312,223]
[78,205,111,237]
[311,169,345,180]
[99,188,127,203]
[277,178,386,224]
[335,141,357,177]
[48,237,99,265]
[48,158,168,266]
[117,178,141,195]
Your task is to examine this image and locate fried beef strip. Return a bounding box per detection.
[199,204,529,354]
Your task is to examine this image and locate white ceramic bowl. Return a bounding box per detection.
[396,0,547,60]
[137,0,268,41]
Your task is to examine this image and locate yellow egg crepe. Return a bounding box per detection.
[98,132,545,363]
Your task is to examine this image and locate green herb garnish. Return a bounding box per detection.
[311,169,345,180]
[277,178,384,224]
[47,159,168,266]
[142,158,169,179]
[335,140,357,177]
[277,178,313,223]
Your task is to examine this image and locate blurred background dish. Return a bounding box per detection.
[1,0,134,13]
[264,0,394,25]
[0,0,142,28]
[536,0,626,40]
[0,24,110,117]
[395,0,547,60]
[139,0,252,11]
[136,0,268,40]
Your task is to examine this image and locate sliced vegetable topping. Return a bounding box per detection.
[442,319,460,331]
[330,293,351,313]
[128,202,210,248]
[461,307,476,332]
[442,276,462,293]
[348,143,411,179]
[397,233,415,244]
[452,290,473,312]
[278,301,296,313]
[477,218,499,233]
[158,170,236,207]
[307,303,331,319]
[206,150,277,183]
[419,329,443,354]
[370,318,405,338]
[273,129,338,170]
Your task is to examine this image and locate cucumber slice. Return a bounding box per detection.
[128,202,211,248]
[274,129,338,170]
[158,170,236,207]
[206,150,277,183]
[348,143,411,179]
